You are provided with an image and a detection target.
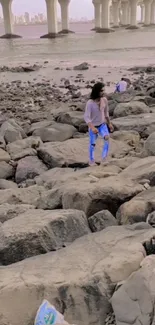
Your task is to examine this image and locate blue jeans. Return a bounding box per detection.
[89,123,109,162]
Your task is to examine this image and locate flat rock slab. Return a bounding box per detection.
[35,167,74,188]
[0,203,35,223]
[15,156,48,184]
[101,156,139,170]
[35,166,142,216]
[0,185,45,207]
[37,137,131,168]
[0,209,90,265]
[121,156,155,184]
[35,164,121,189]
[113,113,155,136]
[0,226,155,325]
[61,175,144,216]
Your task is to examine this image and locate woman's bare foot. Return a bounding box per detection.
[100,158,108,166]
[89,160,97,166]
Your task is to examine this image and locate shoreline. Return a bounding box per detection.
[0,61,148,92]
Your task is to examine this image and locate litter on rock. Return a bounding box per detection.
[34,300,70,325]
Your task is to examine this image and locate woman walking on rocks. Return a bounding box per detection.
[84,82,113,166]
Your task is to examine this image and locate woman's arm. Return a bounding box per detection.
[103,97,114,131]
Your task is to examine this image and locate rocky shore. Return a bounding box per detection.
[1,63,155,325]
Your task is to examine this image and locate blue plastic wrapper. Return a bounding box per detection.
[34,300,64,325]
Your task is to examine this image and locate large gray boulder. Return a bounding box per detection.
[0,185,45,207]
[0,119,26,144]
[113,101,150,118]
[61,175,144,216]
[35,167,74,188]
[112,113,155,137]
[32,122,76,142]
[35,164,121,189]
[111,130,140,147]
[144,132,155,156]
[116,199,152,225]
[0,226,154,325]
[73,62,89,70]
[35,164,141,217]
[55,111,84,129]
[0,209,90,265]
[0,149,10,162]
[0,162,14,179]
[121,156,155,185]
[36,187,62,210]
[107,90,136,103]
[0,179,17,190]
[6,136,43,160]
[28,120,55,134]
[116,186,155,225]
[15,156,48,184]
[38,138,132,168]
[0,203,35,223]
[88,210,117,232]
[101,156,139,170]
[111,255,155,325]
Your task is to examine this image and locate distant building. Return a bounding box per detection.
[38,13,44,22]
[34,15,39,23]
[24,12,30,24]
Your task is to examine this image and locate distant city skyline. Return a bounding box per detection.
[0,0,141,22]
[0,11,93,26]
[0,0,94,20]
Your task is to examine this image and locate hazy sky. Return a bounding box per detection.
[2,0,94,19]
[0,0,141,20]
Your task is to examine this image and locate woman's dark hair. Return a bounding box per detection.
[90,82,105,100]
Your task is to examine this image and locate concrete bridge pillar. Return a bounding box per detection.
[92,0,101,30]
[112,0,120,27]
[121,1,129,25]
[144,0,153,25]
[127,0,138,29]
[41,0,58,38]
[140,4,145,23]
[150,0,155,24]
[99,0,113,32]
[58,0,73,33]
[119,7,123,24]
[0,0,21,38]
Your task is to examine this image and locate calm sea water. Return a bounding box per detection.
[0,23,155,67]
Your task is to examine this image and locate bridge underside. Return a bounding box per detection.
[0,0,154,39]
